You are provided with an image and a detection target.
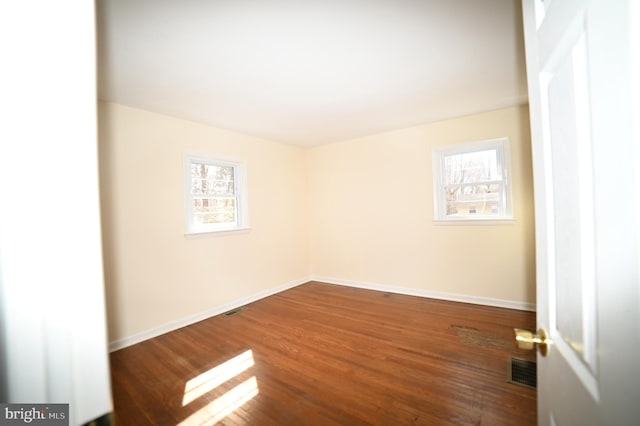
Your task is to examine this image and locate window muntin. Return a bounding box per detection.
[433,138,512,221]
[185,155,248,234]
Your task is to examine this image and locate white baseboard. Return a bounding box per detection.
[110,275,535,351]
[108,277,309,352]
[310,276,537,312]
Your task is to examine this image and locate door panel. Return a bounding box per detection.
[0,1,112,424]
[523,0,640,424]
[545,30,598,375]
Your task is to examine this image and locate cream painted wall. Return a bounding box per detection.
[99,102,535,346]
[308,105,535,304]
[98,102,309,342]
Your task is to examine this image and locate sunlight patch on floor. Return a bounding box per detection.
[178,376,259,425]
[182,349,255,406]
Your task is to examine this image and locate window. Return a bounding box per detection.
[184,155,249,234]
[432,138,513,222]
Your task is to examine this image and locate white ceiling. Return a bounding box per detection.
[97,0,528,147]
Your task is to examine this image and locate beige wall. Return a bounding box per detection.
[99,102,535,345]
[308,105,535,304]
[98,102,309,342]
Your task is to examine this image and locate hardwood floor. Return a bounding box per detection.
[110,282,537,425]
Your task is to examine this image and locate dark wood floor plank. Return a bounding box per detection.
[110,281,536,425]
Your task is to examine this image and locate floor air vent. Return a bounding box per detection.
[223,306,246,317]
[508,356,536,389]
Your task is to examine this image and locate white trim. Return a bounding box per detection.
[183,152,250,235]
[310,276,537,312]
[110,275,536,351]
[184,226,252,238]
[432,137,514,222]
[108,277,308,352]
[432,219,515,226]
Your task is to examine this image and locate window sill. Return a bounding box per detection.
[184,227,252,238]
[433,218,515,226]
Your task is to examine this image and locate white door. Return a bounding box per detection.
[0,2,112,424]
[522,0,640,424]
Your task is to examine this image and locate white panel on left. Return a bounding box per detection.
[0,1,113,424]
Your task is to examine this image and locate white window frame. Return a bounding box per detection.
[184,153,250,236]
[432,137,513,223]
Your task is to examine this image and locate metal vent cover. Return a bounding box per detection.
[508,356,537,389]
[223,306,247,317]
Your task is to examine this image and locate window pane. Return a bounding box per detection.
[191,163,235,196]
[444,149,499,185]
[444,183,502,216]
[433,138,512,221]
[193,197,237,224]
